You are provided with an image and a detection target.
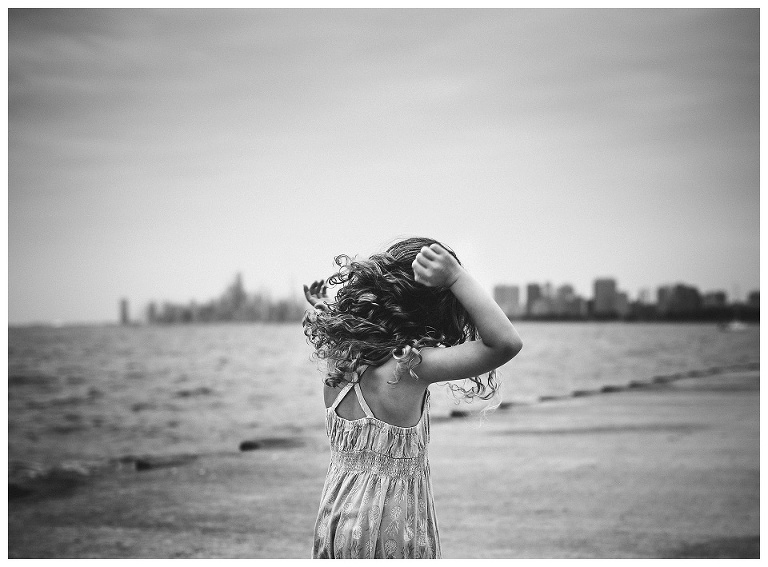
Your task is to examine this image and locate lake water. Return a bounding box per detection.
[8,322,759,472]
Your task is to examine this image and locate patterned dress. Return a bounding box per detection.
[312,371,441,559]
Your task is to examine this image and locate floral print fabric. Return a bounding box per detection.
[312,381,440,559]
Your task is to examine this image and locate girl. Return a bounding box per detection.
[303,237,522,559]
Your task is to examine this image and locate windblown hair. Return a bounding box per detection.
[303,237,500,401]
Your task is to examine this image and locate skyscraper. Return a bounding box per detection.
[120,298,129,325]
[593,278,617,317]
[526,283,541,316]
[702,291,727,308]
[657,284,701,315]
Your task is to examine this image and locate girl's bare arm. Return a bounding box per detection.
[411,243,522,383]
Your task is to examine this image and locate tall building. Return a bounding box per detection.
[225,273,247,309]
[593,278,617,316]
[702,291,727,308]
[493,285,521,317]
[657,286,672,314]
[552,285,572,316]
[530,297,553,317]
[526,283,541,316]
[555,284,575,305]
[552,284,586,318]
[615,292,630,318]
[657,284,701,315]
[120,298,130,325]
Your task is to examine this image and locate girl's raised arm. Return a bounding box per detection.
[411,243,522,383]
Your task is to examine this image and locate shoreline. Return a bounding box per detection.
[9,361,758,478]
[9,366,759,558]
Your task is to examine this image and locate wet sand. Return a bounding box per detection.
[8,369,759,558]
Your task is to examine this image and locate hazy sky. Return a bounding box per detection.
[9,8,759,324]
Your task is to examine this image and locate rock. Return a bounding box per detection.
[116,454,197,472]
[538,395,563,402]
[133,459,158,471]
[239,438,304,451]
[239,440,261,451]
[9,468,90,502]
[175,387,214,398]
[572,390,597,397]
[8,483,33,500]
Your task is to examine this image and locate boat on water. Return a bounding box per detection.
[719,320,749,332]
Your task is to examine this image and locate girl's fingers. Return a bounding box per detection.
[307,280,326,298]
[412,261,434,283]
[429,243,445,254]
[414,254,432,270]
[419,246,439,261]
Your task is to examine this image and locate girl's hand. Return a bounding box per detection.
[412,244,464,288]
[303,279,329,311]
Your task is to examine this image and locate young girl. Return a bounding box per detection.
[303,237,522,559]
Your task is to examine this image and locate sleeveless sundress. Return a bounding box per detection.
[312,369,441,559]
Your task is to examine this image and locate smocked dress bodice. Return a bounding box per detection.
[312,372,441,559]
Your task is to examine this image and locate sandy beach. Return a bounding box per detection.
[8,366,759,558]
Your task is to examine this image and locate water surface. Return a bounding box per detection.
[8,322,759,469]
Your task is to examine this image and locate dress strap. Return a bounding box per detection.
[353,383,375,418]
[351,364,369,383]
[329,381,355,411]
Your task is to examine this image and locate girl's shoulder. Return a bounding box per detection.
[323,381,347,408]
[321,357,409,407]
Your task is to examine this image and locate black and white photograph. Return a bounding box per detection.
[8,7,760,559]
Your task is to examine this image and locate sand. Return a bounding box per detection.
[8,369,759,558]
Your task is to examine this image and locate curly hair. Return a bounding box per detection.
[303,236,500,401]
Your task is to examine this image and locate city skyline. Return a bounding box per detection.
[495,277,758,322]
[103,270,758,327]
[123,271,758,326]
[9,10,759,325]
[497,276,758,309]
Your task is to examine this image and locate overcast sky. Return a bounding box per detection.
[8,8,759,324]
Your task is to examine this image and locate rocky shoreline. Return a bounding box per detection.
[9,365,760,558]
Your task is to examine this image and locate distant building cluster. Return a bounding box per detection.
[120,274,759,325]
[494,279,759,322]
[132,274,306,325]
